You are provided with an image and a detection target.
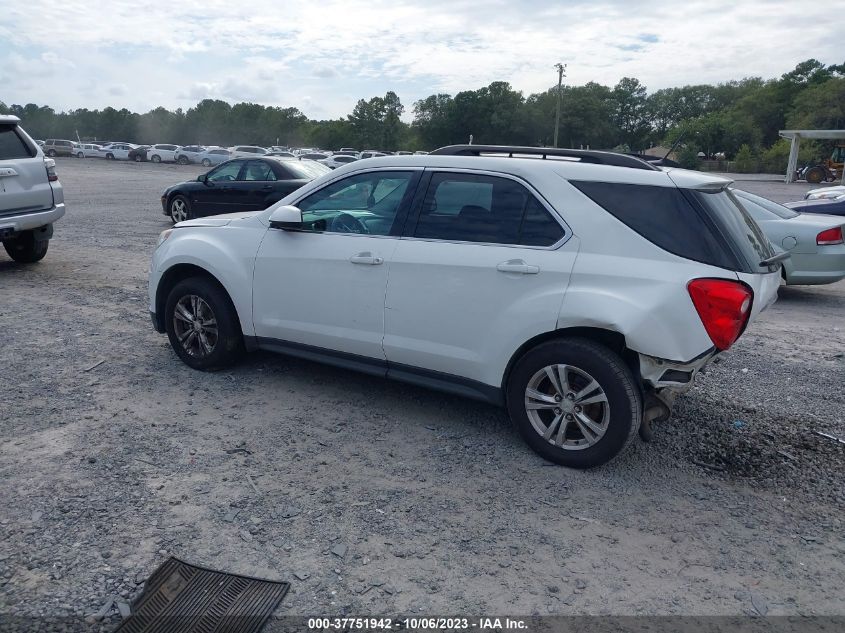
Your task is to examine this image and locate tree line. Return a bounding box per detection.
[2,59,843,171]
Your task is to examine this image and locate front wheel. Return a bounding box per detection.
[3,232,49,263]
[506,338,641,469]
[77,152,84,158]
[105,153,114,160]
[134,154,143,162]
[805,167,825,184]
[177,156,189,165]
[151,155,161,163]
[168,195,192,223]
[47,149,57,157]
[164,277,243,370]
[201,158,211,166]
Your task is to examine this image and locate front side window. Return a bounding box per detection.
[206,161,243,182]
[241,160,276,182]
[296,171,414,235]
[413,173,564,246]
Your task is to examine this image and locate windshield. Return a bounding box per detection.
[732,189,799,219]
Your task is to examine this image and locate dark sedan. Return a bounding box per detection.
[129,145,151,162]
[160,157,331,223]
[784,195,845,217]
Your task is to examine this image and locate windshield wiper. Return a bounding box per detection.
[759,251,791,267]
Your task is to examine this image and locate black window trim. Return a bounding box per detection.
[400,167,571,250]
[288,167,424,238]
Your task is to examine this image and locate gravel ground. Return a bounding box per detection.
[1,159,843,629]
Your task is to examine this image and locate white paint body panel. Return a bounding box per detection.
[149,154,779,392]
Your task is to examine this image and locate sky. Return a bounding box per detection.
[0,0,842,121]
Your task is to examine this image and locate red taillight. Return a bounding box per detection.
[44,158,58,182]
[687,279,753,351]
[816,227,844,246]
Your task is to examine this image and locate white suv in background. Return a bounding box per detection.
[229,145,269,158]
[148,145,782,468]
[0,115,65,262]
[147,144,180,163]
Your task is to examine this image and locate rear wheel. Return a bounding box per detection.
[178,156,189,165]
[47,149,57,157]
[805,167,825,184]
[164,277,243,370]
[134,154,143,162]
[201,158,211,167]
[3,232,49,263]
[506,338,641,469]
[77,152,84,158]
[106,153,114,160]
[168,195,192,223]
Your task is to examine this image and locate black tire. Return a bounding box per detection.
[164,276,243,371]
[151,154,161,163]
[134,154,143,162]
[3,232,49,263]
[178,156,189,165]
[506,338,641,469]
[47,149,57,157]
[106,153,114,160]
[805,167,825,184]
[77,152,84,158]
[201,158,211,167]
[168,194,193,224]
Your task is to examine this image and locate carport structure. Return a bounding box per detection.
[779,129,845,183]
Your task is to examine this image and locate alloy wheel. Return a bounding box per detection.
[170,198,188,223]
[524,364,610,450]
[172,295,218,358]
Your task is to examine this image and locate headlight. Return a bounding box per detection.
[156,229,173,249]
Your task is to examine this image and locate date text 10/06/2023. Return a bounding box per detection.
[307,617,528,630]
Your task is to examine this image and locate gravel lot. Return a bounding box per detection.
[1,159,843,628]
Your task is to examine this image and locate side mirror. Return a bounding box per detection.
[268,205,303,230]
[197,174,207,183]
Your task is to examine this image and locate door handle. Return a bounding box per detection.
[0,168,18,178]
[496,259,539,274]
[349,252,384,265]
[261,185,273,191]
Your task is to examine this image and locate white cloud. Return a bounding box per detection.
[1,0,841,118]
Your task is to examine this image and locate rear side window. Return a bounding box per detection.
[571,181,736,270]
[413,173,564,246]
[0,125,34,159]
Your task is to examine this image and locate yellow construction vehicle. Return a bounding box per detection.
[800,144,845,183]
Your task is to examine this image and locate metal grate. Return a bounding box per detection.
[116,557,289,633]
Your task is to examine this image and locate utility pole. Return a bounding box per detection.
[553,63,566,148]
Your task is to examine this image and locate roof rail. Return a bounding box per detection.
[430,144,660,171]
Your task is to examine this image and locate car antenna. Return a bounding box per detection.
[664,131,685,162]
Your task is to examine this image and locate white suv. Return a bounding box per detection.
[148,145,782,468]
[1,115,65,262]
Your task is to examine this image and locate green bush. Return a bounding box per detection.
[734,144,757,173]
[760,139,823,173]
[676,145,701,169]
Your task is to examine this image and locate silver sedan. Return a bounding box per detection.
[733,189,845,285]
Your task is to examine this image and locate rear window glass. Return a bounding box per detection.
[732,189,799,219]
[0,125,34,159]
[571,181,737,270]
[690,189,774,271]
[281,160,331,179]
